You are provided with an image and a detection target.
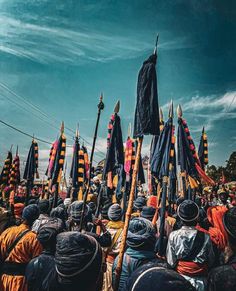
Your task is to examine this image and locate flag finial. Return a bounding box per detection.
[128,123,132,137]
[177,104,182,118]
[61,121,64,134]
[114,100,120,114]
[154,34,159,55]
[159,107,163,122]
[169,100,174,118]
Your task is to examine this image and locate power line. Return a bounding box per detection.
[0,82,106,154]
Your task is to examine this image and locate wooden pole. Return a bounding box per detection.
[152,181,161,226]
[114,137,143,291]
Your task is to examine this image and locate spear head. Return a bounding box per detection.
[154,34,159,55]
[16,145,18,156]
[169,100,174,118]
[202,126,205,134]
[114,100,120,114]
[98,93,105,110]
[75,124,79,139]
[177,104,183,118]
[128,123,132,137]
[60,121,64,134]
[159,107,163,122]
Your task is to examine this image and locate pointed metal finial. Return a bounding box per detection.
[60,121,64,134]
[114,100,120,114]
[159,107,163,122]
[154,34,159,55]
[128,123,132,137]
[202,126,205,134]
[75,123,79,138]
[177,104,183,118]
[10,144,13,152]
[16,145,18,156]
[98,92,105,110]
[168,100,174,118]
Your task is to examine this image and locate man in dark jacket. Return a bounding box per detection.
[25,218,64,291]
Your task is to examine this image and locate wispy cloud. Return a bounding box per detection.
[0,14,195,65]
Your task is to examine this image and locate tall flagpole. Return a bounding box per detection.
[79,94,104,231]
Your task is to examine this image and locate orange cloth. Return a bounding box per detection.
[147,195,157,209]
[207,205,228,243]
[14,203,25,218]
[0,223,42,291]
[177,261,208,277]
[196,225,226,251]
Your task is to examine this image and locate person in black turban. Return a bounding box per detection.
[140,206,156,221]
[22,204,40,226]
[112,218,160,291]
[124,262,195,291]
[50,206,67,224]
[67,201,112,248]
[207,207,236,291]
[42,232,103,291]
[25,218,64,291]
[32,199,50,233]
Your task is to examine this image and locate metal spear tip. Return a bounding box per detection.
[177,104,183,118]
[154,33,159,55]
[16,145,18,155]
[75,125,79,138]
[114,100,120,114]
[168,100,174,118]
[128,123,132,137]
[202,126,205,134]
[159,107,163,121]
[60,121,64,134]
[100,92,103,101]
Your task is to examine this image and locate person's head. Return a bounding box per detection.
[108,203,123,221]
[32,186,38,196]
[50,206,66,222]
[88,202,96,215]
[140,206,156,221]
[63,197,71,210]
[127,217,156,251]
[223,207,236,251]
[101,200,112,220]
[55,232,103,291]
[219,191,229,205]
[133,197,146,212]
[69,201,91,227]
[37,218,64,252]
[22,204,40,226]
[124,263,195,291]
[38,199,49,215]
[177,200,199,227]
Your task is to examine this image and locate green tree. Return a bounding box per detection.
[225,151,236,181]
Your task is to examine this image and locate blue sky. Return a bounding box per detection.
[0,0,236,177]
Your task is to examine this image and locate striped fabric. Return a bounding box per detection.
[0,152,13,186]
[9,154,20,189]
[51,133,66,186]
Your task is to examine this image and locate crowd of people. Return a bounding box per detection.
[0,180,236,291]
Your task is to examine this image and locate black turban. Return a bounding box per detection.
[141,206,156,220]
[177,200,199,222]
[55,232,102,279]
[38,199,49,214]
[127,217,156,250]
[108,203,122,221]
[37,217,64,246]
[69,201,90,223]
[124,263,195,291]
[223,207,236,240]
[22,204,39,225]
[50,206,66,221]
[133,197,146,211]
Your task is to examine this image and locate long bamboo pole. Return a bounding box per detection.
[114,136,143,291]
